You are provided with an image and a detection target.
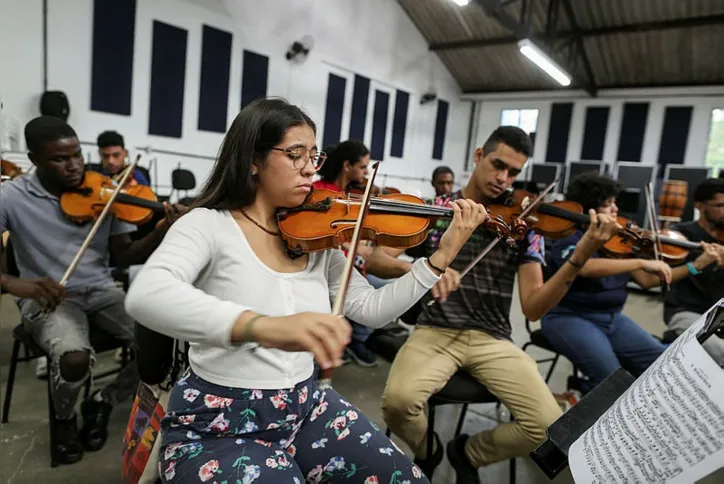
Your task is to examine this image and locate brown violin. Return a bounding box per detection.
[60,170,165,225]
[277,188,521,257]
[487,189,716,262]
[1,159,23,181]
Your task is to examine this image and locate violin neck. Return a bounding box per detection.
[658,236,701,251]
[536,203,590,225]
[115,192,165,213]
[368,199,454,218]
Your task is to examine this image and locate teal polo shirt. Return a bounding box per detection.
[0,173,136,292]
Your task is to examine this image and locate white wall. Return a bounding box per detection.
[469,88,724,171]
[0,0,469,199]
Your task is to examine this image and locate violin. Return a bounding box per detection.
[1,159,23,181]
[488,189,715,262]
[346,178,380,196]
[60,169,165,225]
[277,188,522,257]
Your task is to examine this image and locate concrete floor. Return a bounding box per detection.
[1,289,721,483]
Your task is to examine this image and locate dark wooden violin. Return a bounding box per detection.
[487,189,717,262]
[277,188,522,257]
[1,159,23,181]
[60,164,165,225]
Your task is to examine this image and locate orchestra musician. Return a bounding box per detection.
[0,116,187,465]
[95,130,150,186]
[431,165,455,196]
[123,98,490,484]
[664,178,724,364]
[541,173,722,393]
[377,127,620,483]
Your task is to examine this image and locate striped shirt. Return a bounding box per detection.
[416,190,545,340]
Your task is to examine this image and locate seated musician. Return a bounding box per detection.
[0,116,186,465]
[664,178,724,363]
[541,173,721,394]
[378,126,620,483]
[123,97,489,483]
[94,130,149,186]
[431,165,455,196]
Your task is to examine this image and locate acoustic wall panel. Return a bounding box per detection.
[580,106,610,160]
[90,0,137,114]
[198,25,232,133]
[545,103,573,162]
[349,75,370,141]
[322,74,346,147]
[148,21,188,138]
[617,103,649,162]
[657,106,693,167]
[433,100,449,160]
[241,50,269,110]
[390,90,409,157]
[370,90,390,160]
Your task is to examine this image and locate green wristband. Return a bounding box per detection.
[243,314,265,342]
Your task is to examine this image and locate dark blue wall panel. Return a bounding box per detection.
[657,106,693,167]
[148,21,188,137]
[617,102,649,162]
[241,50,269,110]
[390,90,409,158]
[348,75,370,140]
[433,100,449,160]
[370,90,390,160]
[322,74,346,147]
[198,25,232,133]
[545,102,573,162]
[91,0,136,114]
[580,106,610,160]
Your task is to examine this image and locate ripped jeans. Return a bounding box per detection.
[21,287,139,419]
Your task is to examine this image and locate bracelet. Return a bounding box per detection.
[426,257,446,275]
[686,262,700,276]
[567,258,583,269]
[242,313,265,342]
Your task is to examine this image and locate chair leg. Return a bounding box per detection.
[455,403,468,436]
[427,404,436,462]
[544,354,560,383]
[47,376,59,468]
[385,427,392,438]
[510,457,516,484]
[2,340,21,423]
[521,342,531,352]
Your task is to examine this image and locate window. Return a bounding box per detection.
[500,109,539,134]
[705,108,724,177]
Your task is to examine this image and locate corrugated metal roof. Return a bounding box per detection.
[399,0,724,93]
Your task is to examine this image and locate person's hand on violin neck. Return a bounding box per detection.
[155,202,190,232]
[231,311,352,371]
[428,199,489,274]
[698,242,723,269]
[575,210,622,260]
[0,275,66,310]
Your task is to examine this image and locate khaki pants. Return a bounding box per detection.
[381,326,562,467]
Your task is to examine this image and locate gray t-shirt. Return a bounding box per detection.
[0,173,136,292]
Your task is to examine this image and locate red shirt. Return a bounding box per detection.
[312,179,342,192]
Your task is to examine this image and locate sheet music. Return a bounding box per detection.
[569,299,724,484]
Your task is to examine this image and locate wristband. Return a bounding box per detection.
[242,313,265,342]
[567,258,583,269]
[426,257,446,275]
[686,262,700,276]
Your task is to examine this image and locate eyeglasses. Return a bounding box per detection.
[271,147,327,171]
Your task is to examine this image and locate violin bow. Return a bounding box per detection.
[427,178,559,306]
[644,182,671,291]
[32,155,142,318]
[318,161,381,389]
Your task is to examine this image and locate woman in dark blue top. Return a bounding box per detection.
[542,173,720,393]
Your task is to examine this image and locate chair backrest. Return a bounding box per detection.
[136,166,151,185]
[172,168,196,190]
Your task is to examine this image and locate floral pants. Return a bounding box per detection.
[159,369,429,483]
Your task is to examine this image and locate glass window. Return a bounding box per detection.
[705,108,724,177]
[500,109,539,134]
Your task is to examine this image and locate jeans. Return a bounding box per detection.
[21,286,139,418]
[160,369,428,483]
[541,307,666,393]
[350,274,391,344]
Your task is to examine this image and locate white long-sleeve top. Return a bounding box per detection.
[124,208,440,389]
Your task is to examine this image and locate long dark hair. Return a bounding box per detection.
[193,98,316,210]
[316,139,369,182]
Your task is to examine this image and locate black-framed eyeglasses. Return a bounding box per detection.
[271,147,327,171]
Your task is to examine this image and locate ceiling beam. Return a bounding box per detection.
[559,0,597,96]
[430,13,724,51]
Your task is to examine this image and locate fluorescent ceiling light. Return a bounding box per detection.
[451,0,470,6]
[518,39,572,87]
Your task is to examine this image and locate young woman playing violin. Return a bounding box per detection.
[124,98,490,484]
[0,116,187,465]
[541,173,722,394]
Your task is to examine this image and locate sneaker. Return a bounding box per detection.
[36,356,48,379]
[345,341,378,367]
[413,432,443,479]
[80,391,113,451]
[447,434,480,484]
[55,415,84,465]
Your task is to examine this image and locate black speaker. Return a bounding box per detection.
[40,91,70,120]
